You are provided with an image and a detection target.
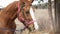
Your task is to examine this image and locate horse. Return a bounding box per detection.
[0,0,39,34]
[0,1,36,34]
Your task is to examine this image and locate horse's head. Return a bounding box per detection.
[19,1,36,32]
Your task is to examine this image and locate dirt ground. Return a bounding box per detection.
[15,9,55,34]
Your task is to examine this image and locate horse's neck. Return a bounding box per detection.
[0,1,18,23]
[1,8,17,20]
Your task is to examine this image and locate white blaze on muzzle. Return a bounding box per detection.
[30,7,39,30]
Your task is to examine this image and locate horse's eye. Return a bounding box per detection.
[26,11,29,14]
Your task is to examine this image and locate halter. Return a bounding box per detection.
[17,1,39,32]
[18,2,20,13]
[17,2,34,26]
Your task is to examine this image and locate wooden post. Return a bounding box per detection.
[54,0,60,34]
[48,0,54,30]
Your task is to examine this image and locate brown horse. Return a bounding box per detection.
[0,1,35,34]
[0,1,18,34]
